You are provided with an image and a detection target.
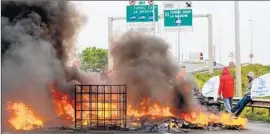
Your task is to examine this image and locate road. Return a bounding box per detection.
[188,121,270,134]
[4,121,270,134]
[181,61,224,73]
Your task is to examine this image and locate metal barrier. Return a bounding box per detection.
[233,97,270,116]
[220,97,270,116]
[74,85,127,130]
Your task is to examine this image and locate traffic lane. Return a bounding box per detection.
[4,121,270,134]
[188,121,270,134]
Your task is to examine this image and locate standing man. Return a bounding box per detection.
[218,67,235,113]
[231,72,255,118]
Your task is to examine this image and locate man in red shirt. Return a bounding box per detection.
[218,67,235,113]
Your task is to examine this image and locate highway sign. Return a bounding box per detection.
[249,53,254,58]
[229,62,235,67]
[163,1,193,30]
[126,4,159,23]
[185,1,192,7]
[229,52,235,58]
[163,1,192,9]
[188,52,201,61]
[164,9,192,27]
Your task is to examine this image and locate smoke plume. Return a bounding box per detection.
[1,0,84,129]
[110,31,199,114]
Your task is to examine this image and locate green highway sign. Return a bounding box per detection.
[164,9,192,27]
[126,5,159,23]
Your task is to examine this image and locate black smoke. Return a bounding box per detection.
[110,31,200,115]
[1,0,85,130]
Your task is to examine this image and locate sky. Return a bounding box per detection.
[72,1,270,66]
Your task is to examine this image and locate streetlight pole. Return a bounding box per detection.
[152,2,156,36]
[214,37,217,61]
[207,14,214,74]
[219,29,222,64]
[249,19,253,64]
[235,1,242,97]
[177,1,181,63]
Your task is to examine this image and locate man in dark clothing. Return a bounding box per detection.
[231,72,256,117]
[218,67,235,113]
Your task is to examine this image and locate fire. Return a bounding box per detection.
[51,88,74,120]
[127,98,174,119]
[7,83,247,130]
[50,85,174,124]
[8,102,43,130]
[180,111,248,128]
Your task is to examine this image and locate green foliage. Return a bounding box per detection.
[194,64,270,95]
[80,47,108,72]
[194,64,270,121]
[240,107,270,123]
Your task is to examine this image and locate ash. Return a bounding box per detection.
[34,117,245,133]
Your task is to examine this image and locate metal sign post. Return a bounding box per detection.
[177,2,181,62]
[163,1,193,65]
[235,1,242,97]
[150,1,155,36]
[108,14,213,75]
[249,19,253,64]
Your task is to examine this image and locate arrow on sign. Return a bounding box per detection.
[186,1,192,7]
[139,16,146,20]
[175,19,181,24]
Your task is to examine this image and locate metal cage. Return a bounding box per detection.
[74,85,127,130]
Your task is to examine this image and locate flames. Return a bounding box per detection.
[7,102,43,130]
[7,86,248,131]
[51,88,74,120]
[180,112,248,128]
[127,98,173,119]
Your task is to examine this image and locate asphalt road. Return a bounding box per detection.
[188,121,270,134]
[3,121,270,134]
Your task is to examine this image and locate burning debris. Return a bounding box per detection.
[110,31,199,115]
[7,102,43,130]
[2,1,248,133]
[107,31,248,131]
[1,0,85,131]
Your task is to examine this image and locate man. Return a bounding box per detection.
[218,67,235,113]
[231,72,256,118]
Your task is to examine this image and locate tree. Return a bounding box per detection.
[80,47,108,72]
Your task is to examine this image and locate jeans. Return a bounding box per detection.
[231,96,252,117]
[223,98,233,113]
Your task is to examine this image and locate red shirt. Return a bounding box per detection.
[218,67,235,98]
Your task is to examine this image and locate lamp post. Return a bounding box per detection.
[249,19,253,64]
[234,1,242,97]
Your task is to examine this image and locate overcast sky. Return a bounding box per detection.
[73,1,270,65]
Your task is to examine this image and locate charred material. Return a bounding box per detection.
[188,76,221,113]
[74,85,127,130]
[110,31,201,116]
[1,1,86,131]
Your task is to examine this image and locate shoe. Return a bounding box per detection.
[231,115,238,119]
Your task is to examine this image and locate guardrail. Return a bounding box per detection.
[190,63,252,74]
[220,97,270,116]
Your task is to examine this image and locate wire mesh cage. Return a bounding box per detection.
[74,85,127,130]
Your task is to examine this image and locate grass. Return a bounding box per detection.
[240,107,270,123]
[193,64,270,122]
